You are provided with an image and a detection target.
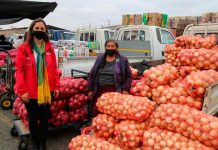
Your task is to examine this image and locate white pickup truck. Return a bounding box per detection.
[62,25,175,76]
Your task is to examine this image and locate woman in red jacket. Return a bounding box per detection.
[15,18,60,150]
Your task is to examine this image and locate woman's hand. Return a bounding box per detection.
[21,93,30,103]
[122,90,129,95]
[54,90,59,98]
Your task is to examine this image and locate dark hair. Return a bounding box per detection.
[0,35,6,41]
[26,18,49,48]
[99,39,119,68]
[104,39,119,49]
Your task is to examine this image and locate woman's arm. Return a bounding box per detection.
[51,46,60,90]
[87,56,100,91]
[121,58,132,92]
[15,45,27,96]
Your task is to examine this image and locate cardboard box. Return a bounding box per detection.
[134,14,142,25]
[122,14,142,25]
[122,15,129,25]
[147,13,162,26]
[202,12,216,23]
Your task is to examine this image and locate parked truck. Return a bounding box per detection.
[183,23,218,38]
[62,25,175,77]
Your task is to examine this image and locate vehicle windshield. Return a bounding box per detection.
[63,32,75,40]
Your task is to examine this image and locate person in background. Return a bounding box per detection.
[15,18,60,150]
[87,39,132,117]
[89,49,97,56]
[0,34,13,50]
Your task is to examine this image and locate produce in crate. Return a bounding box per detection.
[91,114,117,139]
[143,127,215,150]
[68,106,87,122]
[68,135,122,150]
[148,104,218,149]
[114,120,148,148]
[177,48,218,70]
[97,92,156,121]
[143,63,179,88]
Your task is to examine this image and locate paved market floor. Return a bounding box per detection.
[0,108,80,150]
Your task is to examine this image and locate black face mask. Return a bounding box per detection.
[106,49,116,56]
[32,31,45,40]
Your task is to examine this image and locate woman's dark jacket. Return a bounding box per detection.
[87,52,132,96]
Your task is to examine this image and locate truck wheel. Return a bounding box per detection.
[0,96,13,110]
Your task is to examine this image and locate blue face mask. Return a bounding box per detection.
[106,49,116,56]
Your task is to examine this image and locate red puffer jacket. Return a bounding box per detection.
[15,42,60,99]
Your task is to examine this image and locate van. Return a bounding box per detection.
[48,29,75,41]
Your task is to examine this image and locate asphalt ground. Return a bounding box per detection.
[0,108,81,150]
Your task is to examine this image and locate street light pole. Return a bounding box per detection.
[107,20,110,26]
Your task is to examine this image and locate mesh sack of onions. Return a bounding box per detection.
[114,120,148,148]
[164,44,182,66]
[130,81,152,98]
[143,63,179,88]
[177,48,218,70]
[68,135,122,150]
[143,127,215,150]
[177,66,198,77]
[182,70,218,98]
[175,35,217,49]
[148,104,218,149]
[152,85,203,110]
[96,92,156,122]
[91,114,117,139]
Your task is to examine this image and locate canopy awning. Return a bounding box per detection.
[0,0,57,25]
